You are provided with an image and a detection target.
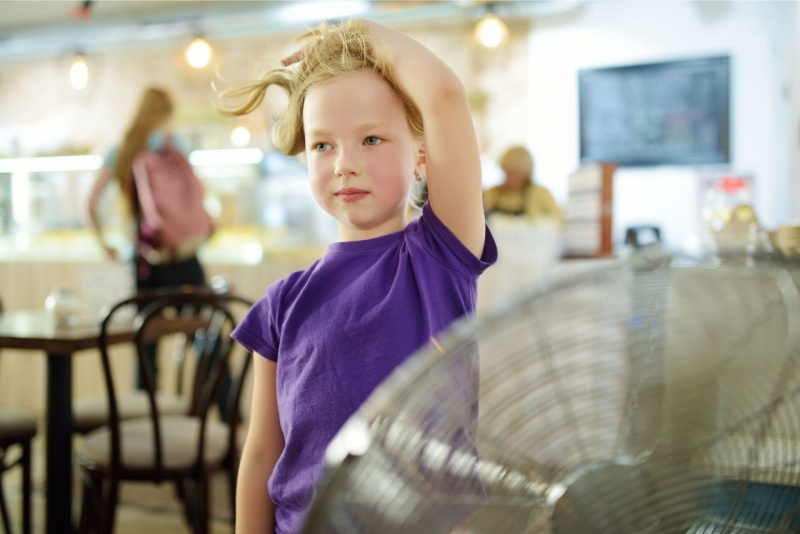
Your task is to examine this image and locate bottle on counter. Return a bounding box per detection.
[702,176,771,257]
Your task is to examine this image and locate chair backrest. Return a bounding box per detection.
[97,287,251,479]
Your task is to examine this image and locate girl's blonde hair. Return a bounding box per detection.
[116,87,174,213]
[218,20,424,156]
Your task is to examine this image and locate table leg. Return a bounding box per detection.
[46,353,73,534]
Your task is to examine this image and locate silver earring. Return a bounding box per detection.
[414,173,422,182]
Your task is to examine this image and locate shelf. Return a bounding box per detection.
[0,148,264,174]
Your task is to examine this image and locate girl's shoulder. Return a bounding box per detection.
[146,131,191,155]
[102,146,119,169]
[255,262,321,313]
[406,203,497,276]
[101,132,190,169]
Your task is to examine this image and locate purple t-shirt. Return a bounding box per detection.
[231,203,497,534]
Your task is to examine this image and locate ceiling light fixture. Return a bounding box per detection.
[69,53,89,90]
[474,11,509,49]
[230,126,252,147]
[186,36,212,69]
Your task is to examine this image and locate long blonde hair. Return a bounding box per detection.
[217,20,424,155]
[116,87,174,212]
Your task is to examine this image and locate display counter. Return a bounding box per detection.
[0,225,326,415]
[0,221,593,417]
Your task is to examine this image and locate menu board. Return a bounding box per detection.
[579,56,730,167]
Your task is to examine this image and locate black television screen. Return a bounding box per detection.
[579,56,730,167]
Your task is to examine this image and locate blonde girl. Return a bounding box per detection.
[226,20,496,533]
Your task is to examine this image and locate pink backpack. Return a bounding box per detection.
[132,137,213,253]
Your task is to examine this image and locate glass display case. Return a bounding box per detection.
[0,149,332,264]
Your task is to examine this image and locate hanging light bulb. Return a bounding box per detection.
[231,126,251,147]
[186,37,212,69]
[474,13,509,49]
[70,54,89,90]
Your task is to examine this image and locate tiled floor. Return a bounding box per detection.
[2,434,234,533]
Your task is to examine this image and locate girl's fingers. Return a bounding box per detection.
[280,51,304,67]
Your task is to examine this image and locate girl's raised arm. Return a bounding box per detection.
[363,20,486,258]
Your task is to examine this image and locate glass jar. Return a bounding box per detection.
[702,176,768,256]
[44,287,80,327]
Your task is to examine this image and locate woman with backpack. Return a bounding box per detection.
[87,86,212,389]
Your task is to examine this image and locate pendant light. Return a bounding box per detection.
[474,10,509,49]
[186,36,212,69]
[69,53,89,90]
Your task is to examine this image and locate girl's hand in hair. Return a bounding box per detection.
[280,51,304,67]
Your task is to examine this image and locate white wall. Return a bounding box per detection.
[526,0,794,251]
[791,2,800,223]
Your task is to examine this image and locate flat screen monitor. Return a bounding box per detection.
[579,56,730,167]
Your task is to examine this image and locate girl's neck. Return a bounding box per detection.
[337,216,407,242]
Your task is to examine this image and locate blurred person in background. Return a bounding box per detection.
[483,145,562,222]
[87,87,211,390]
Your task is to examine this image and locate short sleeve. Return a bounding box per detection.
[102,147,118,170]
[170,134,191,155]
[146,131,166,153]
[230,279,285,362]
[409,203,497,276]
[146,131,191,155]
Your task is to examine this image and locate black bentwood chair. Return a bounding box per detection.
[77,289,250,533]
[0,298,38,534]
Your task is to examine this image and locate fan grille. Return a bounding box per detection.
[304,258,800,533]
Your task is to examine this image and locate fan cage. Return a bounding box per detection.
[303,255,800,533]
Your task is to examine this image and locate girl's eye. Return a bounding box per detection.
[313,142,331,151]
[364,136,382,146]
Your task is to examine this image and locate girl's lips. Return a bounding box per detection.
[337,192,368,202]
[335,189,369,202]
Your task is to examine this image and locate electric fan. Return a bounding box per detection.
[302,254,800,533]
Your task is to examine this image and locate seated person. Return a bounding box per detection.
[483,146,562,222]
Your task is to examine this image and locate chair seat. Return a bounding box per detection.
[73,392,190,434]
[0,408,37,445]
[79,416,229,472]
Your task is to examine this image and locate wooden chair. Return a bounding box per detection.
[0,299,38,534]
[76,289,249,533]
[0,410,36,534]
[72,287,208,435]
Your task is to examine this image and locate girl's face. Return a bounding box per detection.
[303,69,423,241]
[502,167,529,190]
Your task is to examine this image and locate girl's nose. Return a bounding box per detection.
[334,148,360,178]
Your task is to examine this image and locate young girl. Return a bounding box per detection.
[225,19,496,533]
